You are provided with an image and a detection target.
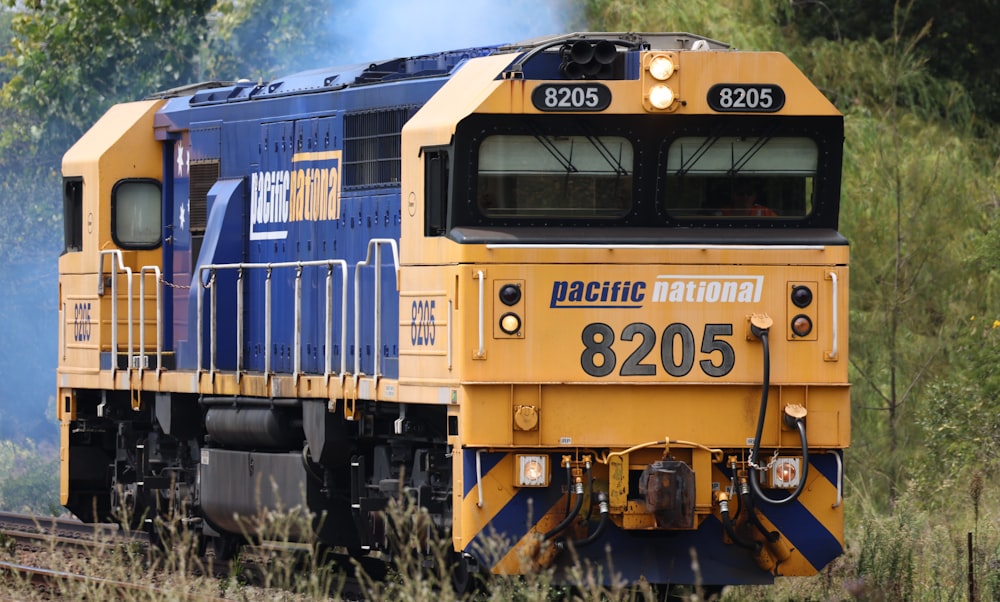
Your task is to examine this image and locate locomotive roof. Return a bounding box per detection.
[146,32,731,106]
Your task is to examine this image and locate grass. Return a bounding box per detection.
[3,476,999,600]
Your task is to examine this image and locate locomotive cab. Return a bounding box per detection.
[58,99,167,519]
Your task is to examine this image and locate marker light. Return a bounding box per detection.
[499,312,521,335]
[648,55,675,80]
[771,457,801,489]
[649,85,675,109]
[791,285,813,308]
[516,454,549,487]
[499,283,522,306]
[791,314,813,337]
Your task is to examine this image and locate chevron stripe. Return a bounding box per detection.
[758,452,844,574]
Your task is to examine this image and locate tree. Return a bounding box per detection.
[827,20,991,506]
[785,0,1000,125]
[0,0,215,167]
[0,439,59,514]
[201,0,344,82]
[0,1,217,263]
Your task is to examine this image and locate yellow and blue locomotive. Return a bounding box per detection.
[57,32,848,587]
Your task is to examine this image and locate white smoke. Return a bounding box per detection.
[327,0,583,63]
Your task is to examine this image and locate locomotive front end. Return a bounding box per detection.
[399,33,849,586]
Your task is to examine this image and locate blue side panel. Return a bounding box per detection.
[166,127,193,368]
[350,192,401,377]
[156,69,456,378]
[183,178,246,370]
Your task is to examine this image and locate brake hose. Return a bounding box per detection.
[558,492,609,550]
[749,318,809,505]
[544,465,587,540]
[718,492,760,551]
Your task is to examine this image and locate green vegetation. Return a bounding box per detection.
[2,0,999,598]
[0,439,59,515]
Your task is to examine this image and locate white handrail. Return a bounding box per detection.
[476,270,484,358]
[139,266,162,377]
[826,271,839,361]
[828,450,843,508]
[197,259,350,378]
[353,239,400,383]
[98,250,134,376]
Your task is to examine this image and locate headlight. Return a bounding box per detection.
[791,285,813,308]
[499,312,521,335]
[499,283,521,306]
[516,454,549,487]
[771,457,801,489]
[648,55,675,80]
[649,85,675,109]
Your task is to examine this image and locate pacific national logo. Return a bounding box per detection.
[549,275,763,308]
[250,150,342,240]
[652,275,763,303]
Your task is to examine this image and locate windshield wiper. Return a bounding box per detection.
[726,127,778,176]
[578,122,628,176]
[675,128,724,176]
[525,122,578,173]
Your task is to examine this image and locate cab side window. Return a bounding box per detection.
[112,179,161,249]
[63,177,83,253]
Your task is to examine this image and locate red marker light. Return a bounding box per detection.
[791,314,813,337]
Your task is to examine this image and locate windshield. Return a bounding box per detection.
[477,134,633,218]
[663,136,818,219]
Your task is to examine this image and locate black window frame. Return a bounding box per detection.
[653,115,843,230]
[449,113,843,236]
[452,114,643,229]
[62,177,84,254]
[110,178,162,250]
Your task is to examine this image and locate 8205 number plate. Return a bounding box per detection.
[532,83,612,112]
[707,84,785,113]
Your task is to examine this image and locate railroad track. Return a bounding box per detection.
[0,511,374,599]
[0,510,132,548]
[0,559,230,601]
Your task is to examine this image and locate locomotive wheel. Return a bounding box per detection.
[145,518,166,552]
[211,534,243,562]
[654,584,724,601]
[450,551,480,595]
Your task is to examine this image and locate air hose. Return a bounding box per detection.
[558,492,609,550]
[718,493,760,551]
[748,316,810,505]
[544,465,587,540]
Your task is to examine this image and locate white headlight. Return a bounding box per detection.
[516,455,549,487]
[499,312,521,335]
[648,55,675,80]
[649,85,675,109]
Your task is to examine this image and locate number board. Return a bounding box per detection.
[532,84,612,112]
[707,84,785,113]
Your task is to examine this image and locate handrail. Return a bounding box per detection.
[828,450,843,508]
[353,239,400,385]
[98,250,134,376]
[198,259,349,379]
[476,270,484,357]
[447,299,454,371]
[138,266,162,378]
[826,271,839,361]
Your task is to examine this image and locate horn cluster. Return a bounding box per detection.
[559,40,618,79]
